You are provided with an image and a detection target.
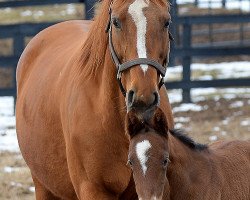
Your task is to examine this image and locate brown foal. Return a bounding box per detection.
[126,108,250,200]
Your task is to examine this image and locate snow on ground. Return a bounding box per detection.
[165,61,250,104]
[173,103,208,113]
[3,166,23,173]
[0,97,18,152]
[165,62,250,81]
[177,0,250,12]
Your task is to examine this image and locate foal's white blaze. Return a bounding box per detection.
[136,140,151,175]
[128,0,149,74]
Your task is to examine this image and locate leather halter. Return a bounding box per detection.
[105,6,170,97]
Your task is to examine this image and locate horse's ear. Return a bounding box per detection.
[125,111,144,138]
[151,108,169,136]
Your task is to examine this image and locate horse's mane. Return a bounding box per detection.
[169,129,208,151]
[79,0,170,76]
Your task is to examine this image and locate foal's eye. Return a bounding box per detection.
[113,18,121,29]
[127,159,133,167]
[164,21,170,29]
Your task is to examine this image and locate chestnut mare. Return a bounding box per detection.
[126,108,250,200]
[16,0,174,199]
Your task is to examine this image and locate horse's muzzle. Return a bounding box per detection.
[126,89,159,120]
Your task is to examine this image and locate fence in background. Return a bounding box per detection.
[0,0,96,97]
[168,0,250,102]
[0,0,250,102]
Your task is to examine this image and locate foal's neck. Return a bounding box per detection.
[167,135,212,199]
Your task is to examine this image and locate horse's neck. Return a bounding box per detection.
[77,44,126,123]
[167,135,213,198]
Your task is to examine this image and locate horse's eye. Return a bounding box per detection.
[164,21,170,29]
[113,18,121,29]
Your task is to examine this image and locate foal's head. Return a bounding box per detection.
[125,108,170,200]
[107,0,172,115]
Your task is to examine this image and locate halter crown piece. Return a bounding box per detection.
[105,3,170,97]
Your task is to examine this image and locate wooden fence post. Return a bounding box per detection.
[13,34,24,112]
[182,23,192,103]
[85,0,96,19]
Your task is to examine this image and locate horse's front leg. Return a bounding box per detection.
[66,130,132,200]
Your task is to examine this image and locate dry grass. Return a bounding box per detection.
[173,97,250,143]
[0,152,34,200]
[0,4,84,25]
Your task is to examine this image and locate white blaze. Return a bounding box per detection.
[128,0,149,73]
[136,140,151,175]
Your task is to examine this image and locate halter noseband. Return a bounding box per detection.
[105,6,170,97]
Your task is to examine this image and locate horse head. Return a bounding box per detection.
[125,108,170,200]
[106,0,173,117]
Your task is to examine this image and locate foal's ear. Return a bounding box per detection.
[151,108,169,136]
[125,111,144,138]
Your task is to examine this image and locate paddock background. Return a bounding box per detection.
[0,0,249,199]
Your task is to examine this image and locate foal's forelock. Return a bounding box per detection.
[128,0,149,74]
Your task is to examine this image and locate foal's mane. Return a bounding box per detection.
[169,129,208,151]
[79,0,171,76]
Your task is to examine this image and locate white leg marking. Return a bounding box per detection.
[136,140,151,175]
[128,0,149,74]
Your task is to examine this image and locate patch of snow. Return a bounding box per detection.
[222,118,230,125]
[0,116,15,130]
[3,166,20,173]
[175,117,190,123]
[225,1,250,12]
[223,94,237,100]
[248,100,250,105]
[66,4,76,15]
[213,127,220,131]
[167,89,182,103]
[10,181,22,187]
[221,131,227,136]
[191,88,218,96]
[0,97,18,152]
[34,10,44,18]
[173,103,207,113]
[198,75,213,80]
[0,129,19,152]
[20,10,32,17]
[167,87,250,104]
[177,0,250,12]
[175,123,183,129]
[168,62,250,81]
[0,97,14,116]
[209,135,218,141]
[3,8,12,13]
[230,101,244,108]
[29,186,35,193]
[241,120,250,126]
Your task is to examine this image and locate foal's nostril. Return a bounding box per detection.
[127,90,135,107]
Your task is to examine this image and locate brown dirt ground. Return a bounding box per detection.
[0,97,249,199]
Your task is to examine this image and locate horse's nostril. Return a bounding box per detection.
[152,92,159,107]
[127,90,135,107]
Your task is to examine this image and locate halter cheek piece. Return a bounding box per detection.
[105,6,173,97]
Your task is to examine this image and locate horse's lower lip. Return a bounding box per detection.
[127,105,157,121]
